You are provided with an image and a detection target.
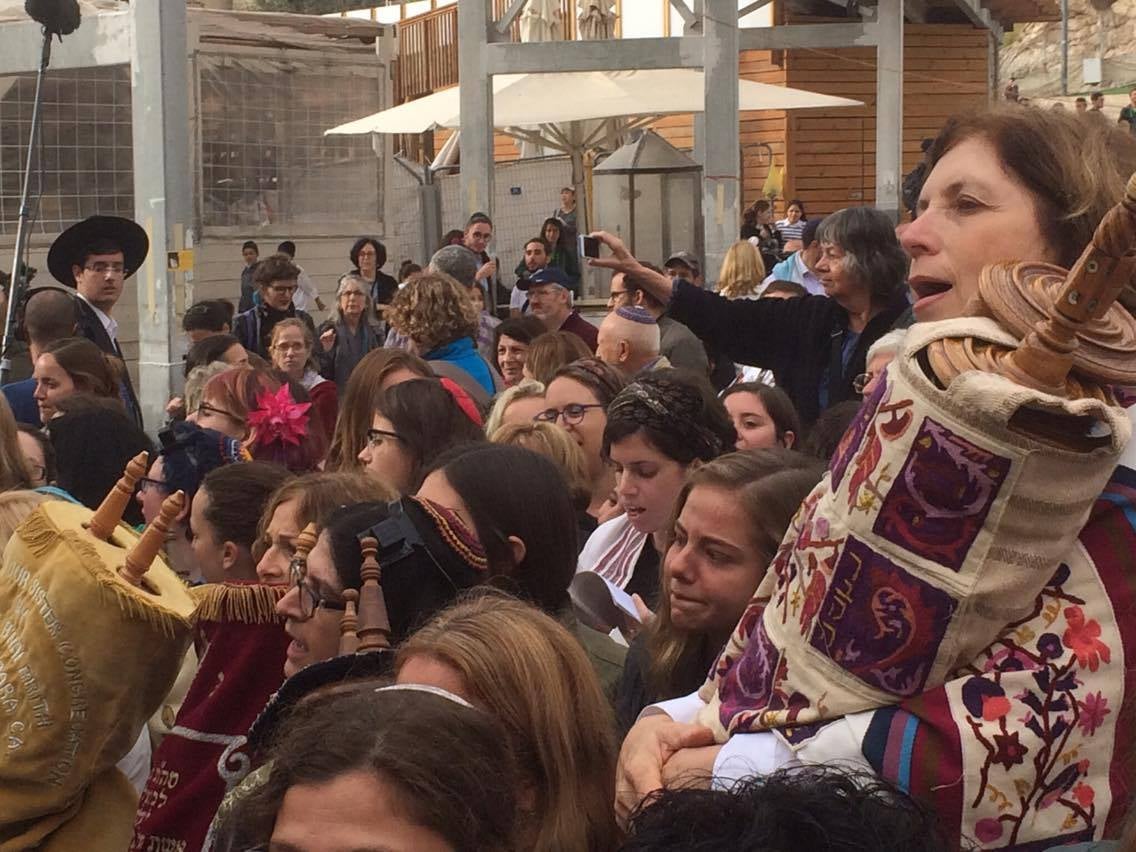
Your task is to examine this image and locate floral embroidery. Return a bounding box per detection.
[1063,606,1111,672]
[955,562,1111,847]
[1076,691,1110,736]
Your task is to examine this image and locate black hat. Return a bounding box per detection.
[47,215,149,287]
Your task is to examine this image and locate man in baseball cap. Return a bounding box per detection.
[664,251,703,288]
[516,265,597,351]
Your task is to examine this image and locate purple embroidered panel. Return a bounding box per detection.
[830,369,890,490]
[718,619,781,731]
[809,536,958,698]
[873,417,1011,572]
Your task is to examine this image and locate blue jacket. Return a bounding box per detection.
[2,378,40,426]
[423,337,496,396]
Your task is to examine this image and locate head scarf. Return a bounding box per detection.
[605,375,727,462]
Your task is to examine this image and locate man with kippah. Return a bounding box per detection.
[596,305,670,376]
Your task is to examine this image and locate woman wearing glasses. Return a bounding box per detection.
[357,378,484,495]
[134,420,247,582]
[269,319,337,447]
[232,253,317,360]
[197,366,327,473]
[316,273,383,392]
[578,371,736,610]
[539,358,627,529]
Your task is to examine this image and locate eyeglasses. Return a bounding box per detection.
[272,341,307,353]
[268,284,297,295]
[289,555,347,620]
[137,476,170,494]
[197,401,242,422]
[533,403,603,425]
[84,262,126,275]
[366,428,403,448]
[852,372,874,395]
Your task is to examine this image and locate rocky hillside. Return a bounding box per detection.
[1001,0,1136,95]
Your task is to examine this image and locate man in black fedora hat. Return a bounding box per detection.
[47,215,148,426]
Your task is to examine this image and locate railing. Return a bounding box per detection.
[395,0,580,104]
[395,5,459,104]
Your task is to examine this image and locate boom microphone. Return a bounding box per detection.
[24,0,81,37]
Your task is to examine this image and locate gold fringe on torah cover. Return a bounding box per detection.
[0,494,195,850]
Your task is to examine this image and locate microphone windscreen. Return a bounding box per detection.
[24,0,81,37]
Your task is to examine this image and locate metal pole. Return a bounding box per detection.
[130,1,190,432]
[0,29,52,385]
[875,0,904,223]
[701,0,740,284]
[1060,0,1069,95]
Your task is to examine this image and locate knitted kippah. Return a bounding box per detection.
[615,305,656,325]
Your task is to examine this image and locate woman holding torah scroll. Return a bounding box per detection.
[606,108,1136,849]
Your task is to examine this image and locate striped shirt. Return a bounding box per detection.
[776,218,807,242]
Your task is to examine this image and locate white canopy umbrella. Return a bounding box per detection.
[326,68,862,137]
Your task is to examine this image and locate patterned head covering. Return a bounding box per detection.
[604,373,732,462]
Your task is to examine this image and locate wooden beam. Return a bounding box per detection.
[669,0,696,27]
[738,21,879,49]
[496,0,527,35]
[948,0,1003,37]
[739,0,775,17]
[486,36,705,73]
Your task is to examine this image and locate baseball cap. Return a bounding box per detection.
[517,265,571,291]
[664,251,701,274]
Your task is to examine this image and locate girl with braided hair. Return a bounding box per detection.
[577,370,736,610]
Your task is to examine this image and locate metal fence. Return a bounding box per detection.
[196,52,384,234]
[0,65,133,237]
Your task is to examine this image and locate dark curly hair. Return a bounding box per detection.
[252,253,301,289]
[621,765,964,852]
[602,369,735,463]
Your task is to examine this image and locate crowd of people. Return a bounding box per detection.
[0,104,1134,852]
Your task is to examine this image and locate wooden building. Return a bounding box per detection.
[394,1,1055,219]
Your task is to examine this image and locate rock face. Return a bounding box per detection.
[1001,0,1136,94]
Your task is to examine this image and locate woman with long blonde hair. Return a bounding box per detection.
[716,239,766,300]
[0,395,32,492]
[396,591,622,852]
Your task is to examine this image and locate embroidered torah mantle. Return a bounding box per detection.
[0,501,195,848]
[698,318,1131,741]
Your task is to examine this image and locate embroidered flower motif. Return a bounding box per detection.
[248,385,311,448]
[962,677,1010,721]
[1077,690,1111,737]
[974,818,1003,843]
[991,730,1028,770]
[1036,632,1063,660]
[1072,782,1095,809]
[1062,606,1111,672]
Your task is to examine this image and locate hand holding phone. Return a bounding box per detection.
[578,234,600,259]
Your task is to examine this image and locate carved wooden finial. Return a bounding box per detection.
[89,450,149,541]
[295,523,318,562]
[338,589,360,656]
[122,490,185,586]
[1001,172,1136,394]
[355,535,391,652]
[930,172,1136,398]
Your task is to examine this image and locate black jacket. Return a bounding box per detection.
[669,280,910,426]
[75,297,143,427]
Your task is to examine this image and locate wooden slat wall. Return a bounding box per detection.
[782,23,989,215]
[651,50,788,209]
